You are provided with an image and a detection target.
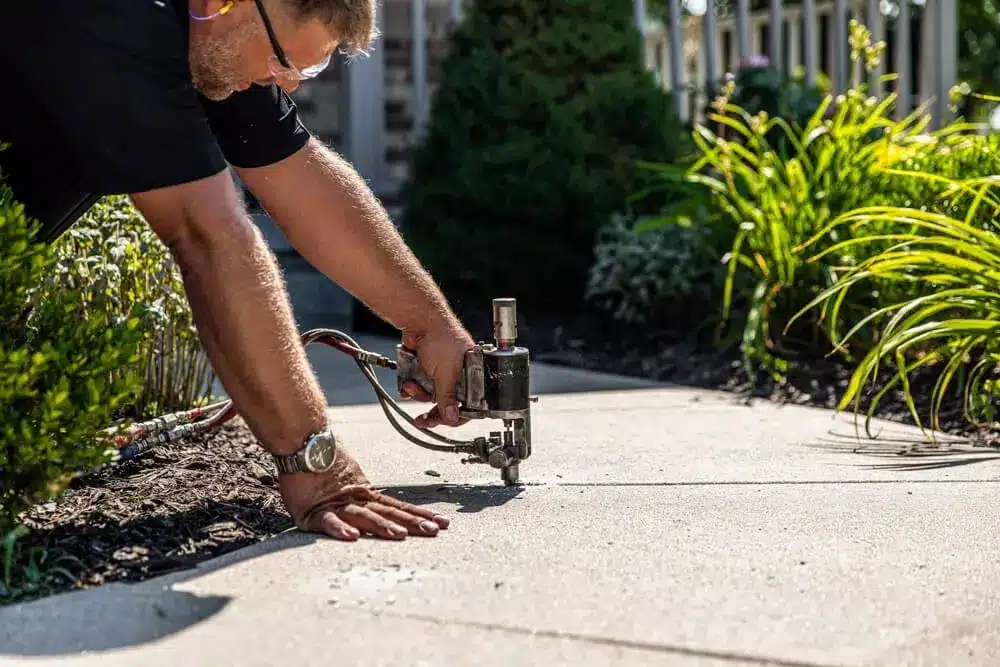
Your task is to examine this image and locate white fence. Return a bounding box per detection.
[637,0,958,127]
[406,0,958,131]
[319,0,960,201]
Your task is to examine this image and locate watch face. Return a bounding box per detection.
[306,433,337,472]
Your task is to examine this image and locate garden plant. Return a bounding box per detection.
[614,21,1000,391]
[791,95,1000,438]
[0,185,146,601]
[399,0,691,316]
[0,187,215,604]
[39,196,216,420]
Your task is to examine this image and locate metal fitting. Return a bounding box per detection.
[492,298,517,347]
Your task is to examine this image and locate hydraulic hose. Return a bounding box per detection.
[107,329,480,466]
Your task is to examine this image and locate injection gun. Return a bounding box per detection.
[395,298,533,485]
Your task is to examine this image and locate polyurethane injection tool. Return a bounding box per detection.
[108,298,535,486]
[395,298,533,485]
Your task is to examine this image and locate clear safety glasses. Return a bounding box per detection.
[254,0,332,83]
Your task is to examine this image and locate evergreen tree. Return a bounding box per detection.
[399,0,690,315]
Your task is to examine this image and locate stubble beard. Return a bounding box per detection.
[189,25,255,101]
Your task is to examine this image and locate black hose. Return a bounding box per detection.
[112,328,477,465]
[307,328,475,451]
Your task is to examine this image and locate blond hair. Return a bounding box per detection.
[286,0,379,55]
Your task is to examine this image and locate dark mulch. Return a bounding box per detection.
[12,420,293,599]
[6,309,998,604]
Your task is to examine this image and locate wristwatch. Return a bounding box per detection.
[272,429,339,474]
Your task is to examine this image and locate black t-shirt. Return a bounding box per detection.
[0,0,312,241]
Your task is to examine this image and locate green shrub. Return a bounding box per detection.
[784,87,1000,435]
[35,196,215,419]
[399,0,692,315]
[793,172,1000,436]
[957,0,1000,120]
[841,129,1000,216]
[718,64,828,152]
[585,202,728,332]
[0,184,145,534]
[2,524,78,604]
[585,63,825,337]
[638,21,997,380]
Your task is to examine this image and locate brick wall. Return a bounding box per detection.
[287,2,455,214]
[381,35,451,195]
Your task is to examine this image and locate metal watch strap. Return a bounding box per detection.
[272,451,308,474]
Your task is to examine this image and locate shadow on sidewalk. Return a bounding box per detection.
[378,483,526,513]
[807,426,1000,473]
[0,524,320,657]
[0,484,524,656]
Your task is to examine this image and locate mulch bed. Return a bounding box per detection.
[11,421,293,600]
[6,310,998,604]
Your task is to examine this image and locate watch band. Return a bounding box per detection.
[272,451,308,474]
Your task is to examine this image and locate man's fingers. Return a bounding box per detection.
[414,406,469,430]
[414,406,442,428]
[367,502,440,536]
[338,504,409,540]
[374,491,451,529]
[432,362,462,426]
[299,490,450,540]
[401,380,433,402]
[310,510,361,541]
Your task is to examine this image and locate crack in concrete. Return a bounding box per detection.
[521,479,1000,487]
[375,610,833,666]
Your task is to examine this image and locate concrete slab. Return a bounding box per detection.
[3,388,1000,666]
[322,388,988,487]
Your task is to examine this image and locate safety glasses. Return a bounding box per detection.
[253,0,332,82]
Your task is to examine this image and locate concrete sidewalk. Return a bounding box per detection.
[4,360,1000,665]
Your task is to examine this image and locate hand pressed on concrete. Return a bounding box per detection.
[279,446,450,541]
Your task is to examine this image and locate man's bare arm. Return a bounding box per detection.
[234,137,460,338]
[130,170,327,456]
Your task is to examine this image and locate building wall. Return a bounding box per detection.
[289,59,344,152]
[380,1,454,202]
[289,0,454,212]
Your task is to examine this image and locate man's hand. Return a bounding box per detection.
[280,445,450,541]
[399,317,476,428]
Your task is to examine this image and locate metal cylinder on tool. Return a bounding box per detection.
[485,298,531,413]
[492,297,518,348]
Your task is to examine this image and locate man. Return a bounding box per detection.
[0,0,473,542]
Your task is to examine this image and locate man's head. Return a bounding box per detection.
[187,0,376,101]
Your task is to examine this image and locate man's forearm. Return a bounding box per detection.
[175,220,329,455]
[236,138,459,335]
[132,176,328,457]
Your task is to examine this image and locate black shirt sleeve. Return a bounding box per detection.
[72,75,232,196]
[200,84,312,169]
[3,1,225,195]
